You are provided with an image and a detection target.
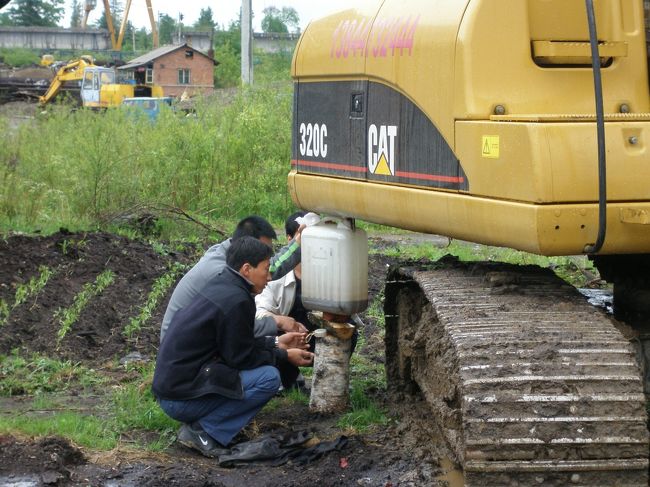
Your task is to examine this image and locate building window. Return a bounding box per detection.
[178,69,191,85]
[145,68,153,84]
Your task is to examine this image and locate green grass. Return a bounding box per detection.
[0,48,40,67]
[373,239,600,288]
[1,84,297,239]
[0,356,177,451]
[109,365,178,450]
[341,332,389,432]
[365,291,386,328]
[0,352,105,396]
[0,412,118,449]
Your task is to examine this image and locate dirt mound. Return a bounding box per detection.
[0,435,85,483]
[0,231,198,364]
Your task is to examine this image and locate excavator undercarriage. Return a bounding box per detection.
[385,258,649,486]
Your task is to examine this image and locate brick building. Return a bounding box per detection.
[118,44,217,97]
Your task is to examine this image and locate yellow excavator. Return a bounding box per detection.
[39,55,163,108]
[290,0,650,484]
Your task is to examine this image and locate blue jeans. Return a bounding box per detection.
[158,365,280,446]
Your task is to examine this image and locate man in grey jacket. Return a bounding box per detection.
[161,215,307,343]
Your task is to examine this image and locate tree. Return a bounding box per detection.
[157,13,176,45]
[69,0,81,28]
[95,0,122,30]
[6,0,65,27]
[194,7,215,32]
[261,6,299,34]
[134,26,151,51]
[214,19,240,53]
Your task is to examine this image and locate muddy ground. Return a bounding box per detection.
[0,230,454,487]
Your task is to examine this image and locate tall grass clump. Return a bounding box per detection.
[0,85,295,237]
[0,48,40,67]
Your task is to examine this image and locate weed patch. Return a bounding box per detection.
[0,352,104,396]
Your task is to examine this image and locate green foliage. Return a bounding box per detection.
[0,357,173,451]
[254,51,292,84]
[124,262,187,338]
[4,0,65,27]
[0,47,40,67]
[94,0,122,29]
[1,86,295,237]
[13,265,54,308]
[157,13,177,45]
[0,299,8,326]
[214,20,241,53]
[194,7,216,32]
[0,352,104,396]
[0,411,117,449]
[261,6,300,34]
[214,42,241,88]
[365,291,385,329]
[69,0,81,28]
[110,365,178,447]
[337,385,389,432]
[55,269,115,342]
[338,349,389,432]
[0,265,54,326]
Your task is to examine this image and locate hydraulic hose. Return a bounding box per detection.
[583,0,607,254]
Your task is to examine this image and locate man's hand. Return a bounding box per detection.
[292,223,306,244]
[273,315,308,333]
[278,332,309,350]
[287,348,314,367]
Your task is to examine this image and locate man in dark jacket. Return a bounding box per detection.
[153,237,314,457]
[160,215,306,342]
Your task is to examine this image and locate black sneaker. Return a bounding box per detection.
[177,423,229,458]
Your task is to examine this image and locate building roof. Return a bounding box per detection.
[118,43,217,70]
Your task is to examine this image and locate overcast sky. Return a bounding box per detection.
[66,1,360,32]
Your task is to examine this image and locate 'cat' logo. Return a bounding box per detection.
[368,124,397,176]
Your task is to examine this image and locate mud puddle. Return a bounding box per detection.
[578,287,613,314]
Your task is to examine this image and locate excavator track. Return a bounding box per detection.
[385,258,649,486]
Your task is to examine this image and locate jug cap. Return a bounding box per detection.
[295,212,320,227]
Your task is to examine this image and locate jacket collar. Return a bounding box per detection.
[222,266,254,292]
[281,270,297,288]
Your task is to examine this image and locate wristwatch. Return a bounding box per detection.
[274,336,279,348]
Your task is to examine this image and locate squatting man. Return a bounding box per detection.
[152,236,313,457]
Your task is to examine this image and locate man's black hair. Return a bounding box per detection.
[285,211,308,238]
[232,215,277,241]
[227,236,273,271]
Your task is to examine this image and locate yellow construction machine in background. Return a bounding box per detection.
[39,55,163,108]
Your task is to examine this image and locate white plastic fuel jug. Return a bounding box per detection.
[300,218,368,314]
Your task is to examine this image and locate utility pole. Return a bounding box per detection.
[241,0,253,85]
